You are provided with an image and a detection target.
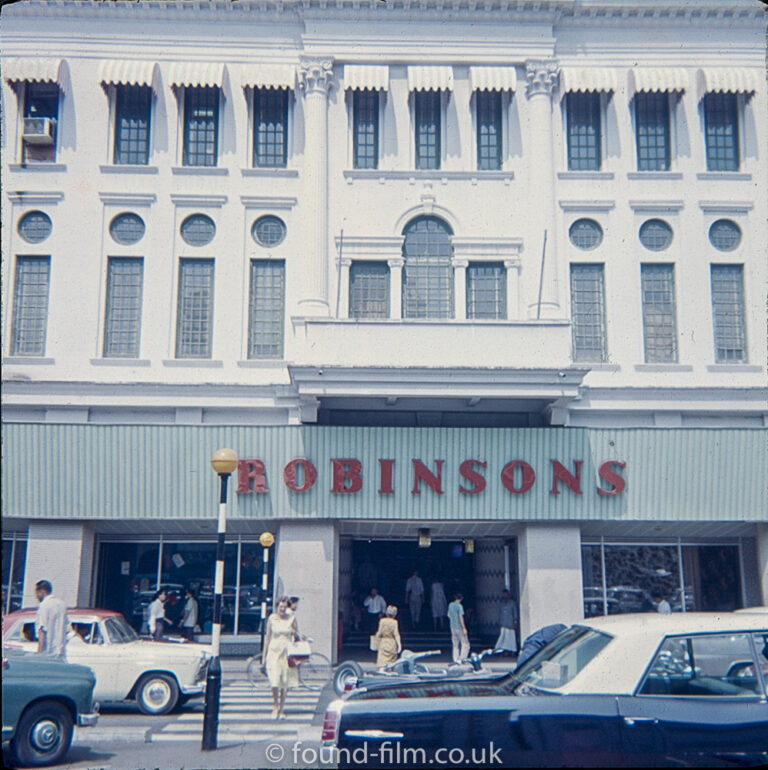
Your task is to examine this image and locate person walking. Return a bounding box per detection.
[286,596,302,638]
[363,587,386,633]
[430,579,448,631]
[148,588,169,640]
[179,587,198,641]
[494,589,518,655]
[448,593,470,664]
[34,580,69,659]
[261,596,298,720]
[653,593,671,613]
[405,570,425,629]
[373,605,402,669]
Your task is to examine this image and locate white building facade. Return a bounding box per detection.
[2,0,767,661]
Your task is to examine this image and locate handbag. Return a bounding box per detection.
[369,635,380,651]
[286,640,311,667]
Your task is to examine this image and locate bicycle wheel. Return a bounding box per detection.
[246,656,269,687]
[299,652,332,690]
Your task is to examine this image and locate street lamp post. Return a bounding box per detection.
[258,531,274,656]
[202,448,238,752]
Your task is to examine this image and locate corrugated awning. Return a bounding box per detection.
[168,62,226,88]
[99,60,157,88]
[560,68,617,93]
[698,68,760,94]
[469,66,517,93]
[628,68,689,94]
[407,66,453,92]
[4,58,64,86]
[343,65,389,91]
[241,64,295,90]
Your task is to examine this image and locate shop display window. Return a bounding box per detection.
[2,537,27,614]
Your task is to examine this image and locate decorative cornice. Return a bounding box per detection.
[559,199,615,213]
[7,191,65,205]
[525,60,559,99]
[98,192,157,206]
[628,199,684,214]
[698,200,754,215]
[298,57,335,94]
[170,194,228,208]
[240,196,298,210]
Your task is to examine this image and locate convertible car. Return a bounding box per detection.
[323,612,768,767]
[2,608,210,715]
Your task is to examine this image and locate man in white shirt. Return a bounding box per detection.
[148,588,168,639]
[179,587,198,640]
[405,570,425,628]
[35,580,69,659]
[654,593,672,613]
[363,588,386,632]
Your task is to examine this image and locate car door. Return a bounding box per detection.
[66,619,118,701]
[619,631,768,765]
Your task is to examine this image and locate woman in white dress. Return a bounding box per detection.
[261,596,298,719]
[430,580,448,631]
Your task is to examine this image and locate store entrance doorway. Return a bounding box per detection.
[352,539,475,632]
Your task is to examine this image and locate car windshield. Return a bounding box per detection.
[514,625,613,691]
[104,615,140,643]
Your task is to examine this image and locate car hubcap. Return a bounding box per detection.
[31,719,61,752]
[146,680,171,707]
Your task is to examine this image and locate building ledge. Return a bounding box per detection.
[90,358,151,367]
[8,163,67,173]
[99,165,159,175]
[171,166,229,176]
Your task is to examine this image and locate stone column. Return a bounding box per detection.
[524,60,560,319]
[298,57,334,317]
[339,539,353,634]
[338,257,352,318]
[517,523,583,641]
[473,539,507,640]
[504,259,520,320]
[453,258,468,320]
[388,257,404,319]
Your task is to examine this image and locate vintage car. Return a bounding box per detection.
[323,613,768,767]
[2,608,211,715]
[2,650,98,767]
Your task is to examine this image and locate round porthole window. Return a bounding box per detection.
[180,214,216,247]
[568,219,603,250]
[109,212,146,245]
[252,215,286,247]
[708,219,741,252]
[639,219,673,251]
[18,210,53,243]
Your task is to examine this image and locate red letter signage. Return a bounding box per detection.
[550,460,583,495]
[378,459,395,495]
[597,461,627,496]
[331,459,363,493]
[237,459,269,494]
[459,460,487,495]
[283,458,318,493]
[501,461,536,494]
[412,460,445,495]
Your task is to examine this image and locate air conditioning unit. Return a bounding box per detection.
[22,117,56,144]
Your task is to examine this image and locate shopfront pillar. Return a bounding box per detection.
[524,60,560,319]
[274,521,339,663]
[22,523,95,607]
[298,57,334,317]
[757,523,768,606]
[517,523,583,641]
[474,539,507,639]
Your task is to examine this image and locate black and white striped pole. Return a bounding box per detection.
[202,448,238,752]
[258,531,275,656]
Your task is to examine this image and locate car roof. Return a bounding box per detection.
[583,611,768,635]
[4,607,122,621]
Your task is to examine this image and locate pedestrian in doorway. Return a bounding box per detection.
[179,587,198,641]
[430,579,448,631]
[363,587,386,633]
[261,596,298,720]
[494,589,518,656]
[350,594,362,632]
[34,580,69,659]
[448,593,470,664]
[374,605,402,669]
[405,570,425,628]
[148,588,169,640]
[653,593,671,613]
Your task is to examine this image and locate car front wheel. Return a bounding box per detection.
[333,661,364,696]
[135,673,179,715]
[11,700,74,767]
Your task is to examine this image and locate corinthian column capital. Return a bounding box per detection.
[525,60,559,99]
[298,57,335,94]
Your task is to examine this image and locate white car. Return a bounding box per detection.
[2,608,211,715]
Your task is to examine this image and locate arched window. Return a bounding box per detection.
[402,216,454,319]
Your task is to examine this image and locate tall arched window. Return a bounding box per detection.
[402,216,454,318]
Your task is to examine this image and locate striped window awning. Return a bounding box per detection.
[407,66,453,92]
[4,58,64,86]
[697,68,760,95]
[343,65,389,91]
[560,68,617,93]
[469,66,517,93]
[99,60,157,88]
[168,62,226,88]
[241,64,296,90]
[628,68,689,95]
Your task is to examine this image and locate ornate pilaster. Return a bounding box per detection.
[298,57,335,316]
[524,59,561,319]
[452,258,469,320]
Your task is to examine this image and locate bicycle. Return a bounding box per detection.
[246,637,332,691]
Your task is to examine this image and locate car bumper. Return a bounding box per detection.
[178,683,205,697]
[77,712,99,727]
